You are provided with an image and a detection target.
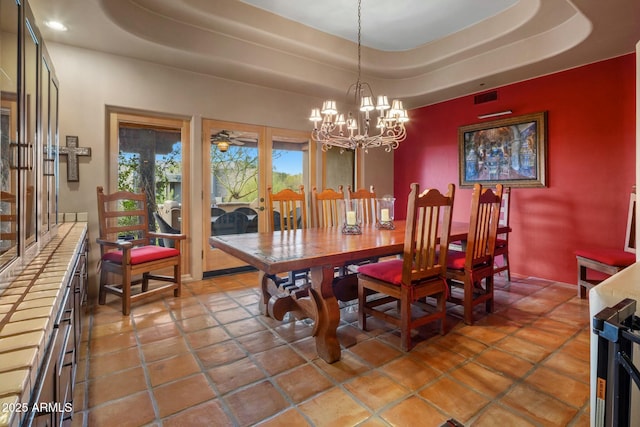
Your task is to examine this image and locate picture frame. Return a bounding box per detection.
[458,111,547,188]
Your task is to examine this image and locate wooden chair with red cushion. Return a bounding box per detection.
[311,186,344,228]
[575,188,636,298]
[357,182,455,351]
[348,185,376,225]
[96,186,186,315]
[446,183,503,325]
[493,186,511,280]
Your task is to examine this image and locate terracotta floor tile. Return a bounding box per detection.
[433,331,489,358]
[349,339,402,367]
[87,391,155,427]
[495,335,551,364]
[419,376,490,423]
[169,302,209,320]
[135,322,182,345]
[543,350,590,383]
[472,402,537,426]
[147,352,201,386]
[133,310,175,330]
[177,313,219,333]
[255,409,312,426]
[162,400,233,427]
[185,325,231,349]
[378,356,440,391]
[512,326,569,350]
[380,395,447,427]
[207,358,265,395]
[153,374,216,418]
[501,383,579,426]
[253,345,306,375]
[236,329,287,353]
[224,317,267,337]
[313,352,370,383]
[344,371,408,411]
[410,342,466,373]
[225,380,289,426]
[88,366,147,407]
[80,277,592,426]
[140,335,190,362]
[88,331,138,355]
[274,364,333,403]
[525,366,589,407]
[89,346,141,379]
[449,362,514,398]
[195,340,247,368]
[474,348,534,379]
[298,388,370,426]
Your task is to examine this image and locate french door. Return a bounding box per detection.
[202,119,315,274]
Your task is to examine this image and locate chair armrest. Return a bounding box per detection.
[148,232,187,241]
[96,238,133,249]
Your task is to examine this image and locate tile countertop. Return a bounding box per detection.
[0,222,87,427]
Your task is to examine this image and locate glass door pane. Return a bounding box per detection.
[0,0,19,266]
[24,17,39,247]
[203,120,263,273]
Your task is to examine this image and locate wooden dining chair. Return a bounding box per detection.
[268,185,307,232]
[575,187,636,298]
[0,191,17,250]
[266,185,309,286]
[311,185,344,228]
[446,183,502,325]
[347,185,376,225]
[96,186,186,315]
[357,183,455,351]
[493,186,511,280]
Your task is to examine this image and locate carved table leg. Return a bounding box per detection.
[258,271,272,316]
[310,265,341,363]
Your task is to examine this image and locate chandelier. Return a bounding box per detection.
[309,0,409,152]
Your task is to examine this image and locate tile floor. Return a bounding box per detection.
[71,273,591,427]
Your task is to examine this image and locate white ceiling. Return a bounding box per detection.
[238,0,519,51]
[28,0,640,108]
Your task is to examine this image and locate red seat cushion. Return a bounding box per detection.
[102,245,180,265]
[446,250,466,270]
[358,259,404,285]
[575,248,635,267]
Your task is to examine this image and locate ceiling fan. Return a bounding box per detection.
[210,130,250,152]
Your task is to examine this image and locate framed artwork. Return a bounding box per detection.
[458,111,547,188]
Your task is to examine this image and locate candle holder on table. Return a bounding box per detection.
[376,196,395,230]
[340,199,362,235]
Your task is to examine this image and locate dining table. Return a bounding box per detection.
[209,220,508,363]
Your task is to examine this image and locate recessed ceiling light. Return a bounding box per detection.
[45,20,68,31]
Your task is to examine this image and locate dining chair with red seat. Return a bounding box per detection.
[265,185,309,290]
[96,186,186,315]
[311,185,344,228]
[493,186,511,280]
[446,183,502,325]
[347,185,376,226]
[575,187,636,298]
[357,182,455,351]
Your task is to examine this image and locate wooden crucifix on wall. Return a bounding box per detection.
[59,135,91,182]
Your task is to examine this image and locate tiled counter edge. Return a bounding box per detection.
[0,222,88,427]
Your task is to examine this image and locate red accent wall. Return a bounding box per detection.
[395,54,636,284]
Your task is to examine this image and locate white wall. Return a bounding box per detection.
[47,43,394,286]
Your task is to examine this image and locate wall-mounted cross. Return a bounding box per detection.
[59,136,91,182]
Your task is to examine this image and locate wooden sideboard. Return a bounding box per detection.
[0,222,88,427]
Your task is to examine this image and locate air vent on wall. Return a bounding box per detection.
[474,91,498,104]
